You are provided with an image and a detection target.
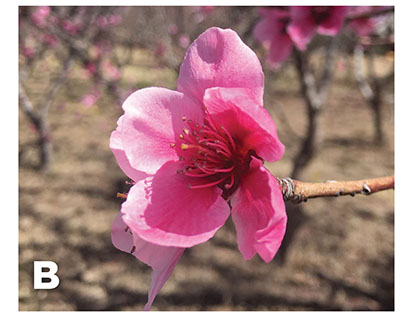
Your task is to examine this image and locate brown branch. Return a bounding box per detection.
[345,7,393,22]
[278,176,394,203]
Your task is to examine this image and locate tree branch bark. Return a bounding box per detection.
[278,175,394,203]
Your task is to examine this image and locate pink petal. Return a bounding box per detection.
[253,9,285,44]
[177,27,265,106]
[110,116,149,182]
[348,19,376,36]
[111,212,184,310]
[230,157,287,262]
[317,7,348,36]
[287,7,316,50]
[121,160,230,248]
[203,87,285,162]
[120,87,204,175]
[267,34,293,68]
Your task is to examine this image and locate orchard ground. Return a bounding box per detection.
[19,49,394,311]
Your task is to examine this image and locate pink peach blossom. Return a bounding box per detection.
[31,6,51,28]
[168,24,179,35]
[288,6,349,50]
[102,60,121,81]
[253,7,293,68]
[22,46,35,58]
[83,62,97,79]
[80,89,100,108]
[62,19,82,35]
[154,42,167,58]
[110,27,287,310]
[43,33,58,46]
[178,34,190,49]
[347,6,386,36]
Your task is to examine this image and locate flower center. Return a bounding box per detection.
[171,109,255,199]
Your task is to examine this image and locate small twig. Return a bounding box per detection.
[345,7,393,22]
[278,175,394,203]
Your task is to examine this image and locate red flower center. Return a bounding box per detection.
[172,109,255,199]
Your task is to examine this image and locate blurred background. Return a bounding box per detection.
[19,6,394,311]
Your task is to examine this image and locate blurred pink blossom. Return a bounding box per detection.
[201,6,215,14]
[288,6,349,50]
[168,23,178,35]
[110,27,287,310]
[43,33,58,46]
[108,14,122,26]
[62,19,82,35]
[96,14,122,28]
[80,89,100,108]
[102,60,121,80]
[22,46,35,58]
[347,6,382,36]
[83,62,97,79]
[178,34,190,48]
[253,8,293,68]
[31,6,51,27]
[154,42,167,57]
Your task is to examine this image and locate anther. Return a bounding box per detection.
[117,192,127,199]
[181,143,189,150]
[130,245,136,254]
[179,156,185,161]
[179,134,184,139]
[181,116,187,121]
[183,128,190,135]
[170,143,176,148]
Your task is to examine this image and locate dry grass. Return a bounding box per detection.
[19,50,393,311]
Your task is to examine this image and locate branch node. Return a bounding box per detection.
[361,183,372,195]
[277,177,303,203]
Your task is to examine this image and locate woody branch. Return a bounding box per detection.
[278,175,394,203]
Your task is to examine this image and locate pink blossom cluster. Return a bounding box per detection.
[80,88,101,108]
[254,6,385,68]
[111,27,287,310]
[62,19,82,36]
[347,6,389,37]
[30,6,51,27]
[96,14,122,28]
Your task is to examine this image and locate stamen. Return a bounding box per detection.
[188,175,229,189]
[220,125,236,151]
[224,173,235,189]
[117,192,127,199]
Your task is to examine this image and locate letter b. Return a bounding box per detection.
[34,261,60,289]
